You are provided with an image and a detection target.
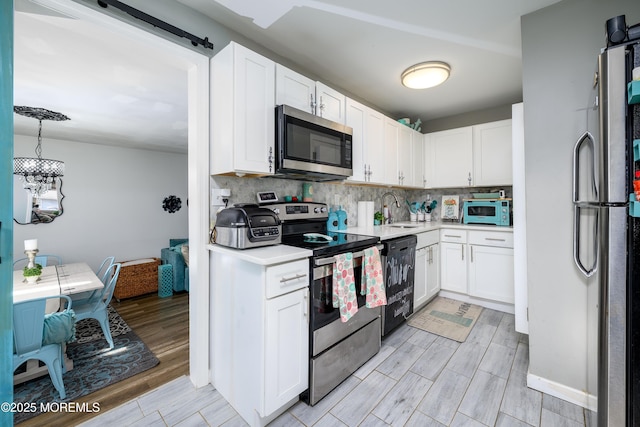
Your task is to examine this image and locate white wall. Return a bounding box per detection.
[13,134,188,271]
[521,0,639,408]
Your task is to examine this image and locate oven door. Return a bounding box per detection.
[310,246,382,357]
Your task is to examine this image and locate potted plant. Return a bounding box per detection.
[373,211,384,225]
[23,263,43,283]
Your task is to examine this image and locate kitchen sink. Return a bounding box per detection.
[389,222,421,228]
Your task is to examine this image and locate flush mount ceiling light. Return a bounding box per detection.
[13,106,69,197]
[401,61,451,89]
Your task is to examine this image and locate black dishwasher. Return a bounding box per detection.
[381,234,417,336]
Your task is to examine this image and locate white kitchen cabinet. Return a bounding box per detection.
[264,287,308,415]
[473,119,513,186]
[428,127,474,188]
[316,82,346,123]
[398,124,413,187]
[383,117,400,186]
[211,42,275,176]
[414,231,439,310]
[211,252,309,426]
[468,230,514,303]
[412,130,425,188]
[275,65,346,123]
[275,64,315,114]
[346,98,385,184]
[439,230,468,294]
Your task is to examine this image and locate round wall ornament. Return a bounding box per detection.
[162,195,182,213]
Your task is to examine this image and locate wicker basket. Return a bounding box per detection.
[114,258,161,300]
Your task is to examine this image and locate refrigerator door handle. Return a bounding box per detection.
[572,131,597,203]
[573,204,598,277]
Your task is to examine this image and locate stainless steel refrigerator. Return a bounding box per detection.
[573,30,640,426]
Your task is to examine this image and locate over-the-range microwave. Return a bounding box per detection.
[275,104,353,181]
[463,199,511,226]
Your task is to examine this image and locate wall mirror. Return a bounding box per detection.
[13,176,64,224]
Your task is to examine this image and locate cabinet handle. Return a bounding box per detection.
[310,94,316,114]
[485,238,506,242]
[268,147,274,173]
[304,291,309,324]
[428,246,432,264]
[444,234,462,238]
[467,172,472,186]
[319,96,325,116]
[461,244,464,261]
[470,246,474,262]
[280,273,307,283]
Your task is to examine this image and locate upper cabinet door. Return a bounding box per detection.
[429,127,473,188]
[275,64,315,115]
[316,82,346,124]
[473,119,513,186]
[398,124,413,187]
[211,42,275,176]
[346,98,367,182]
[383,117,400,186]
[412,129,425,188]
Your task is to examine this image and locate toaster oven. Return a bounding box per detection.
[462,199,511,226]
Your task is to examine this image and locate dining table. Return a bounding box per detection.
[13,262,105,384]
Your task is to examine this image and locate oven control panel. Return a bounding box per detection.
[265,202,328,221]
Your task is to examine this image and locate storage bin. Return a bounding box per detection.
[113,258,161,300]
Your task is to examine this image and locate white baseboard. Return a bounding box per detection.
[527,372,597,411]
[438,290,515,315]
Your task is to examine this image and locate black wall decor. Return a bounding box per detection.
[162,196,182,213]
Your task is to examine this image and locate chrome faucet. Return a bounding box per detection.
[381,192,400,224]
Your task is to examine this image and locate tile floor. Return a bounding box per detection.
[78,308,594,427]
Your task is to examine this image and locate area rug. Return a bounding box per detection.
[407,296,483,342]
[13,305,159,424]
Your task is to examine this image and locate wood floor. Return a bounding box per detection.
[18,292,190,427]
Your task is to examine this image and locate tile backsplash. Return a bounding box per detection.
[211,176,511,227]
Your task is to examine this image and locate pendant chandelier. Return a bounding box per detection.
[13,106,69,197]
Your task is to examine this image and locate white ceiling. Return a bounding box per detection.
[14,1,191,153]
[14,0,562,153]
[178,0,562,120]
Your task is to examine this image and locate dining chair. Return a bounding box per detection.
[13,254,63,270]
[96,256,116,285]
[73,263,121,349]
[13,295,75,399]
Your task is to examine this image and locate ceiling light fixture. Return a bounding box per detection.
[401,61,451,89]
[13,106,69,197]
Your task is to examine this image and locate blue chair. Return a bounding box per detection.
[13,295,75,399]
[13,254,63,270]
[73,256,116,304]
[96,256,115,285]
[73,263,121,349]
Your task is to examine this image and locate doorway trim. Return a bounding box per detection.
[24,0,211,387]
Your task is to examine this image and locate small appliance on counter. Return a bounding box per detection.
[462,199,511,226]
[215,204,281,249]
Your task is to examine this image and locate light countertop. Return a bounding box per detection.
[207,221,512,264]
[345,221,513,240]
[207,243,312,265]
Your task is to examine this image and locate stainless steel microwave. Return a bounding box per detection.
[463,199,511,226]
[275,105,353,181]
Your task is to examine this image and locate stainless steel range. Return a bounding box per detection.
[265,202,382,405]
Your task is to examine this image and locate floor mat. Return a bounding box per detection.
[13,305,158,424]
[407,296,483,342]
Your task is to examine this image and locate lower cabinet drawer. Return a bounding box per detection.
[468,230,513,248]
[265,259,309,298]
[440,229,467,244]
